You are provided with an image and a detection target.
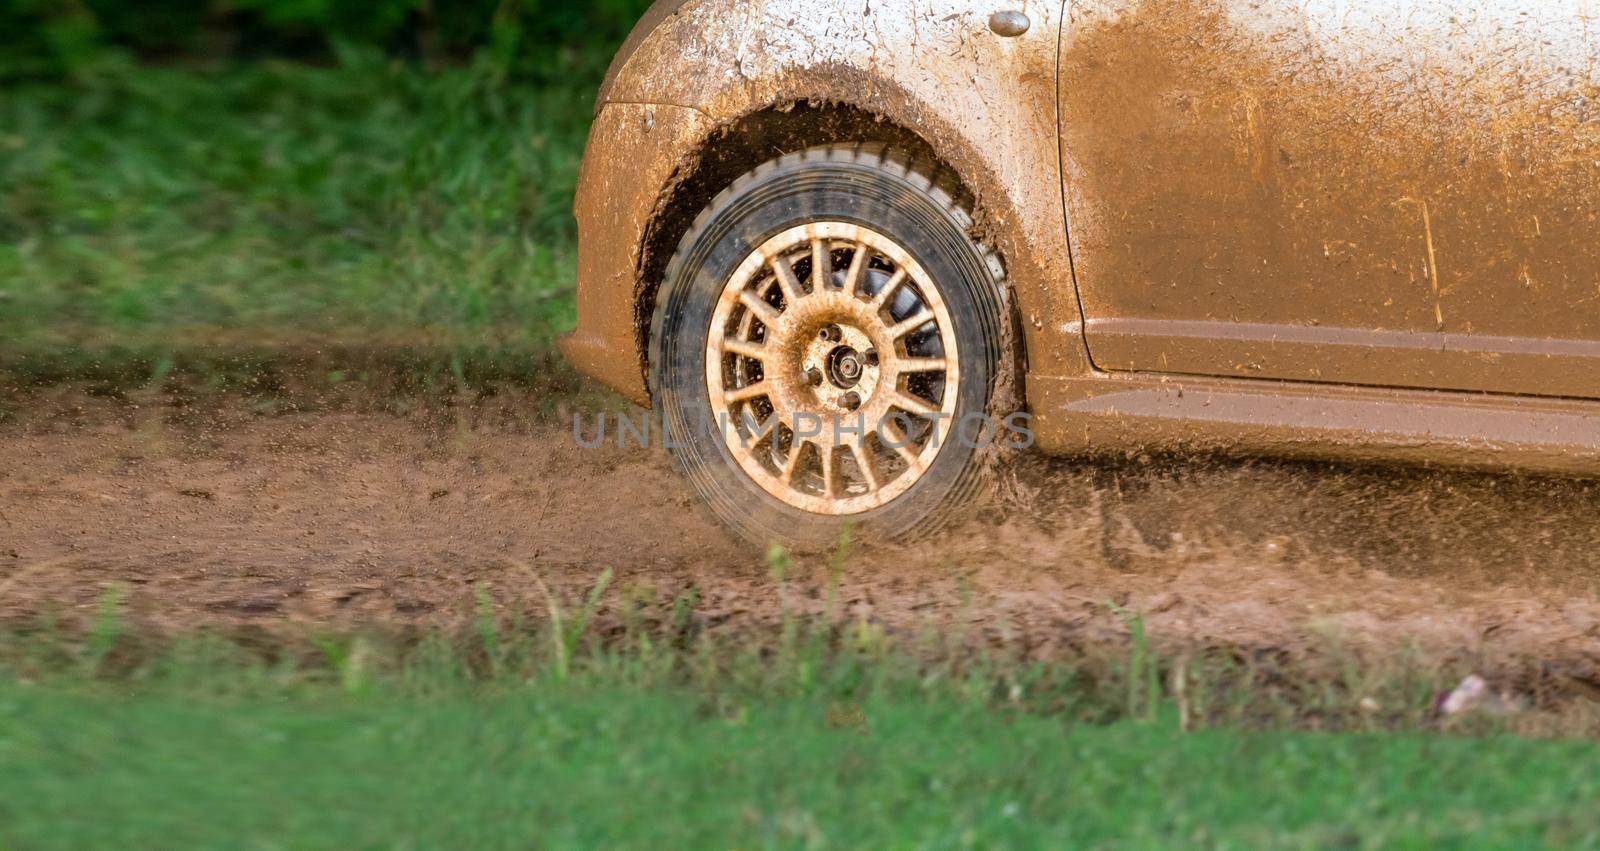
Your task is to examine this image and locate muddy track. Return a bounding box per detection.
[1,388,1599,682]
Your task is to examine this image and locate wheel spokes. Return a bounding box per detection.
[887,310,934,341]
[722,338,768,361]
[769,254,805,303]
[811,238,833,290]
[885,423,925,472]
[870,268,908,310]
[842,244,868,296]
[890,391,939,418]
[738,290,780,326]
[818,444,837,498]
[896,357,948,373]
[706,222,958,515]
[780,437,806,484]
[850,441,881,492]
[724,381,770,405]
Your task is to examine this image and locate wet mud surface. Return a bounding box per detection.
[2,389,1599,679]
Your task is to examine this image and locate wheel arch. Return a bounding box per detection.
[579,0,1094,410]
[633,99,1038,413]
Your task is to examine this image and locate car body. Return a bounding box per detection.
[562,0,1600,540]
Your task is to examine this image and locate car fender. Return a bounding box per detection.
[597,0,1093,396]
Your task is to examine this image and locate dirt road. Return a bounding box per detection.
[2,387,1599,678]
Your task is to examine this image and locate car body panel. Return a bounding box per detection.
[564,0,1091,406]
[1029,370,1600,477]
[567,101,714,402]
[1061,0,1600,398]
[564,0,1600,475]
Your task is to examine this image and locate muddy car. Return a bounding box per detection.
[560,0,1600,547]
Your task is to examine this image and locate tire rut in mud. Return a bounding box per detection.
[1,392,1597,682]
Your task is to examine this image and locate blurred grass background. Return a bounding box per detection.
[1,0,651,357]
[4,586,1600,847]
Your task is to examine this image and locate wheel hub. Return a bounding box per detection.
[827,345,866,387]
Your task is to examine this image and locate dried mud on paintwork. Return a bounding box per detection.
[1,385,1599,688]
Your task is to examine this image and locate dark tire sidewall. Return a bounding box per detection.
[652,154,1002,549]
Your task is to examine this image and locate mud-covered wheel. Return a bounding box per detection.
[650,144,1010,550]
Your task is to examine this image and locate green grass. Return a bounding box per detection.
[4,659,1600,848]
[0,55,590,352]
[0,583,1598,849]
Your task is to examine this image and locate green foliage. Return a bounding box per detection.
[79,585,128,676]
[2,617,1600,847]
[1,576,1598,845]
[4,689,1600,848]
[1111,603,1164,723]
[0,0,107,80]
[0,61,592,349]
[2,0,653,81]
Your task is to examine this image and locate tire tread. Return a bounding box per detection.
[649,144,1010,548]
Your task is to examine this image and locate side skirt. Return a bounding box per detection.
[1027,372,1600,477]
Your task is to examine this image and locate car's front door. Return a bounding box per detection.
[1058,0,1600,399]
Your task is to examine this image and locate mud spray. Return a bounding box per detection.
[3,382,1598,698]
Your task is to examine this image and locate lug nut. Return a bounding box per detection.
[864,349,879,367]
[839,392,862,411]
[805,367,823,387]
[819,325,841,342]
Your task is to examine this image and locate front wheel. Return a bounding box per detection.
[650,145,1011,550]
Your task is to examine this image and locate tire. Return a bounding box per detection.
[650,144,1010,550]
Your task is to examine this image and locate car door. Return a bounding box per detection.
[1058,0,1600,399]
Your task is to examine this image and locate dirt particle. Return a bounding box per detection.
[1142,591,1183,614]
[208,598,282,616]
[1553,673,1600,704]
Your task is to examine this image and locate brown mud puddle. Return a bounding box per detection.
[1,390,1598,683]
